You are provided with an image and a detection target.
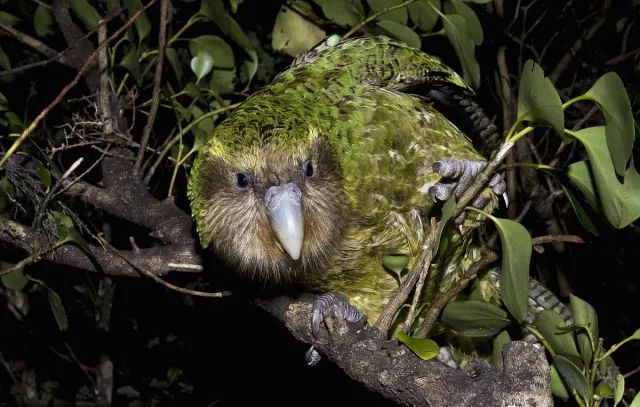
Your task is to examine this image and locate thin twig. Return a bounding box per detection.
[134,0,169,176]
[343,0,417,39]
[531,234,585,245]
[414,252,499,338]
[0,0,159,168]
[0,22,73,68]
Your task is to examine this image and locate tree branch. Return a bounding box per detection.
[257,295,553,406]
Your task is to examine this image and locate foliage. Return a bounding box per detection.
[0,0,639,405]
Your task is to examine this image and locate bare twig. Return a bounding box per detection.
[0,22,74,68]
[531,234,585,245]
[0,0,159,168]
[415,251,499,338]
[134,0,170,176]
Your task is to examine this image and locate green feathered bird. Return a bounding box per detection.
[188,36,503,331]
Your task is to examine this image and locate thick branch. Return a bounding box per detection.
[258,296,552,407]
[0,216,200,276]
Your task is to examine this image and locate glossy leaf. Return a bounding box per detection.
[567,126,640,228]
[550,362,570,401]
[486,216,530,323]
[120,45,143,85]
[0,46,10,71]
[70,0,101,29]
[517,60,564,136]
[570,294,598,366]
[48,289,69,331]
[630,392,640,407]
[272,6,326,57]
[0,91,8,111]
[560,183,599,235]
[128,0,152,42]
[441,301,510,337]
[367,0,408,24]
[492,330,511,363]
[165,48,183,83]
[34,160,52,190]
[190,52,214,83]
[441,14,480,88]
[383,254,409,280]
[210,69,236,95]
[33,4,54,37]
[584,73,634,177]
[0,262,28,291]
[376,20,421,49]
[535,310,580,360]
[408,0,440,32]
[397,332,440,360]
[614,373,624,406]
[0,11,21,27]
[190,35,235,69]
[312,0,364,26]
[201,0,259,82]
[554,355,592,402]
[445,0,483,45]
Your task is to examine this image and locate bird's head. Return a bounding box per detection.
[188,123,350,283]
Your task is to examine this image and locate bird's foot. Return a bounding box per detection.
[311,292,366,338]
[428,159,506,221]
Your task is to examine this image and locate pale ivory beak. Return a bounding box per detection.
[265,183,304,260]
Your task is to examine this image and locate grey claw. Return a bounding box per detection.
[502,192,509,208]
[428,182,455,202]
[489,174,506,195]
[430,159,488,203]
[305,346,322,366]
[311,292,365,338]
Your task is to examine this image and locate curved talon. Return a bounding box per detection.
[311,292,364,338]
[305,346,322,366]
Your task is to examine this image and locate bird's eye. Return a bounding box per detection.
[303,161,314,178]
[235,172,251,189]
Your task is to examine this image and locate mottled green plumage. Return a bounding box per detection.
[188,36,494,323]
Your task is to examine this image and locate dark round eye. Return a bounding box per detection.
[235,172,251,189]
[303,161,314,178]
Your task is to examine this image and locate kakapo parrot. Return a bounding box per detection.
[187,36,507,336]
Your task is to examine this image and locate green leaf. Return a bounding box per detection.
[614,373,624,406]
[441,14,480,88]
[0,262,28,291]
[554,355,592,402]
[119,45,143,85]
[189,35,235,69]
[0,11,21,27]
[517,60,564,136]
[312,0,364,26]
[0,45,10,71]
[70,0,102,29]
[0,91,8,111]
[492,330,511,363]
[128,0,152,42]
[200,0,259,82]
[383,253,409,281]
[584,73,634,177]
[190,52,214,83]
[486,216,530,323]
[441,301,510,337]
[210,69,236,95]
[165,47,183,83]
[34,160,52,190]
[560,183,599,235]
[376,20,421,49]
[367,0,408,24]
[570,294,598,366]
[445,0,483,45]
[397,332,440,360]
[630,392,640,407]
[596,380,614,398]
[47,289,69,331]
[550,362,570,401]
[271,5,327,57]
[567,126,640,228]
[33,4,54,37]
[52,211,85,247]
[408,0,440,32]
[535,310,580,360]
